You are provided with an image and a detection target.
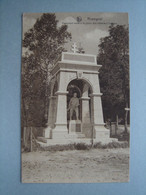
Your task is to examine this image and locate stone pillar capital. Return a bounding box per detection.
[49,96,57,99]
[80,97,90,100]
[90,93,103,97]
[55,91,69,95]
[94,123,105,126]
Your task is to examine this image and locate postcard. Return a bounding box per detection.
[21,12,130,183]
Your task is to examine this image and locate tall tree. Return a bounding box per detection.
[97,25,129,128]
[22,13,71,129]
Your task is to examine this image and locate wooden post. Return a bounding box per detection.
[30,127,32,152]
[116,115,119,136]
[125,111,128,133]
[125,107,130,133]
[23,127,26,148]
[110,122,112,137]
[91,123,94,147]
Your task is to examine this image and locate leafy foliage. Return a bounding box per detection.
[21,13,71,128]
[97,25,129,122]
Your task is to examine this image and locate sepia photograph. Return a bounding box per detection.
[21,12,130,183]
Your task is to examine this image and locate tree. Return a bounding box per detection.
[22,13,71,130]
[97,25,129,130]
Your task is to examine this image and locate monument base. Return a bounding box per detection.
[38,123,117,146]
[94,124,117,143]
[52,124,68,139]
[95,125,110,137]
[43,127,52,139]
[69,120,82,133]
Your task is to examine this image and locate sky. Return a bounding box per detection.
[23,12,128,55]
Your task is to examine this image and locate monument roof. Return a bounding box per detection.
[55,52,97,65]
[51,52,102,75]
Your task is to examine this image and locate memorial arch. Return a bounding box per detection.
[43,51,112,144]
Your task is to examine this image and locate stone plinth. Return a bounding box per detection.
[43,127,52,139]
[94,125,110,142]
[69,120,82,133]
[52,124,68,139]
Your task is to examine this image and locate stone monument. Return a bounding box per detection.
[42,43,113,144]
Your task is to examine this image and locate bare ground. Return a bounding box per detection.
[22,148,129,183]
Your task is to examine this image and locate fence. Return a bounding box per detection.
[22,127,44,152]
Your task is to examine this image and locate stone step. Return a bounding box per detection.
[36,137,119,147]
[37,136,47,143]
[76,133,86,138]
[37,133,85,143]
[67,133,86,139]
[36,138,93,147]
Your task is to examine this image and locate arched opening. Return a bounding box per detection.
[67,79,93,137]
[67,84,82,121]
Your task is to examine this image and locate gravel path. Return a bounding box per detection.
[22,148,129,183]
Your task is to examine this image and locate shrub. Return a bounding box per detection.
[28,140,129,152]
[93,141,129,149]
[74,143,90,150]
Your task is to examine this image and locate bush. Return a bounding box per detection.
[41,144,75,152]
[93,141,129,149]
[39,143,91,152]
[29,141,129,152]
[74,143,90,150]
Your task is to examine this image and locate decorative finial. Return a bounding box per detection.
[71,42,78,53]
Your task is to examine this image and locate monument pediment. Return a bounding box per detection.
[62,52,96,64]
[51,52,102,75]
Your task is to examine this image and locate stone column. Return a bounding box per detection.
[81,96,92,138]
[52,91,69,139]
[81,83,91,123]
[80,83,92,137]
[48,96,57,127]
[43,96,57,139]
[81,97,91,123]
[91,93,110,140]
